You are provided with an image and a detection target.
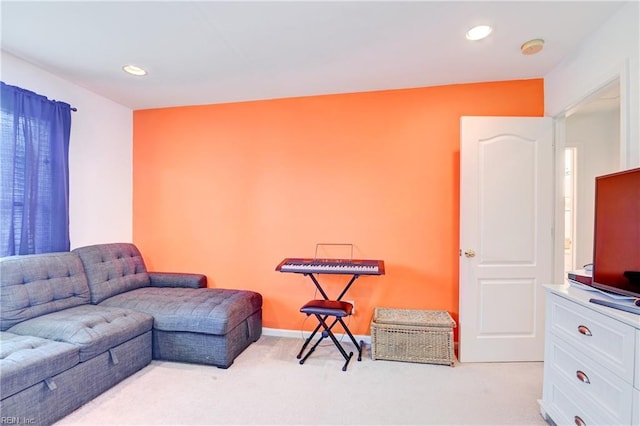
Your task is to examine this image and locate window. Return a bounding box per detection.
[0,82,72,257]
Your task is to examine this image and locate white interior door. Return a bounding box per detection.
[459,116,554,362]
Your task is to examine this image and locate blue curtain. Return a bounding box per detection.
[0,81,72,257]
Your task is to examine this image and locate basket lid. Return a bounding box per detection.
[373,308,456,328]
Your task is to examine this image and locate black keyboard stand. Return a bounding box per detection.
[306,272,360,301]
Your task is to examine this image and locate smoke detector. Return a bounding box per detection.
[521,39,544,55]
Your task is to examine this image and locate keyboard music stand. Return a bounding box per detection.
[275,244,385,367]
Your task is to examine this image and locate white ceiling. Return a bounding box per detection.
[0,1,627,110]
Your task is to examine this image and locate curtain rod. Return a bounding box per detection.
[50,97,76,111]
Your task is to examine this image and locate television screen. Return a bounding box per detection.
[592,167,640,298]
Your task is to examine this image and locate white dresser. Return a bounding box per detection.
[540,285,640,426]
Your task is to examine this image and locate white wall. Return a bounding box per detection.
[545,1,639,168]
[0,51,134,248]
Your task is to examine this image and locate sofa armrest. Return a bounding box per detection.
[149,272,207,288]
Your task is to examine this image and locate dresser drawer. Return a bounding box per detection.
[546,333,633,423]
[547,293,636,381]
[543,374,622,426]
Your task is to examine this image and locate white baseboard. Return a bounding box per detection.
[262,327,372,345]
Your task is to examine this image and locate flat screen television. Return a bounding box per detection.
[591,167,640,299]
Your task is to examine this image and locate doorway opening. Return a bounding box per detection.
[559,78,621,279]
[564,147,577,272]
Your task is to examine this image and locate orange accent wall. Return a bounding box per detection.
[133,79,544,336]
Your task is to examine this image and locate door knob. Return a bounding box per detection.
[464,250,476,258]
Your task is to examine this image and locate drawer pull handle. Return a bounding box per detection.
[574,415,586,426]
[576,370,590,384]
[577,325,592,336]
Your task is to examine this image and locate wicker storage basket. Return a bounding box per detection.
[371,308,456,366]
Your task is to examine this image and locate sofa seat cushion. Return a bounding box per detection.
[7,305,153,362]
[0,332,79,400]
[100,287,262,335]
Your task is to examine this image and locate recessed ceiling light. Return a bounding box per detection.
[122,64,147,76]
[466,25,493,41]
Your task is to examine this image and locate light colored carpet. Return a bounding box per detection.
[56,336,547,425]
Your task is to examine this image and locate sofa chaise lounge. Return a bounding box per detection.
[0,243,262,425]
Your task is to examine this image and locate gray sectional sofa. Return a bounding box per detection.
[0,243,262,425]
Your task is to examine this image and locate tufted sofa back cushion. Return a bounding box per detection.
[0,252,91,331]
[73,243,150,304]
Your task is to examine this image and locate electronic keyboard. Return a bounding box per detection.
[276,258,385,275]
